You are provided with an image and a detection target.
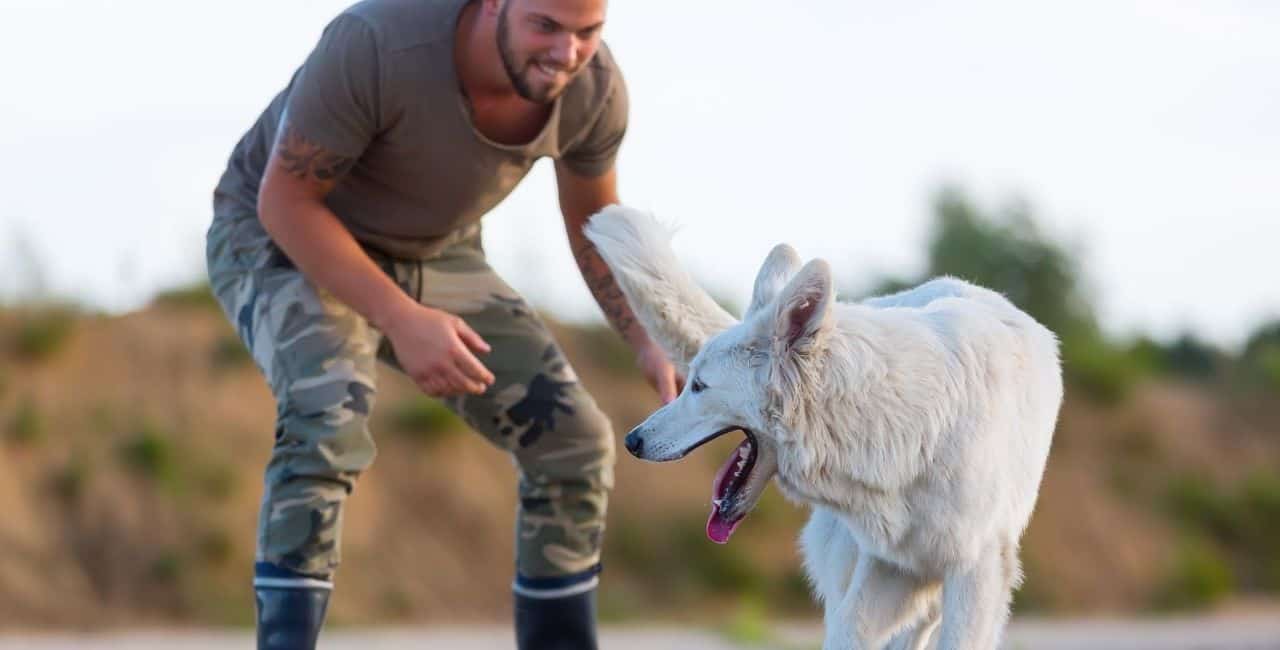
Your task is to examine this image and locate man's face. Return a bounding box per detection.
[496,0,606,103]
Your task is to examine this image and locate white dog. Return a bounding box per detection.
[584,206,1063,650]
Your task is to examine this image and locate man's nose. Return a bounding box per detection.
[624,430,644,456]
[548,34,577,68]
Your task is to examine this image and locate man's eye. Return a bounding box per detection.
[537,19,557,33]
[691,379,707,394]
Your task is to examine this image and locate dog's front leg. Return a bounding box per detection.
[935,546,1012,649]
[885,598,940,650]
[825,555,938,650]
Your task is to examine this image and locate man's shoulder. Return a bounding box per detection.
[340,0,464,52]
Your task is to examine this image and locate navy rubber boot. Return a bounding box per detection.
[254,562,332,650]
[513,567,600,650]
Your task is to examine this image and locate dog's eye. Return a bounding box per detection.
[691,379,707,394]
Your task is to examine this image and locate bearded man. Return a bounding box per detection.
[206,1,676,647]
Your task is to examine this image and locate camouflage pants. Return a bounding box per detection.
[205,213,615,591]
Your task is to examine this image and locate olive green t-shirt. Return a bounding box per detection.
[212,0,628,259]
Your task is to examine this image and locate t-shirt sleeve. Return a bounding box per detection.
[282,14,383,158]
[560,72,629,177]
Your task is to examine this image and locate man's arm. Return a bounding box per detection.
[258,123,494,396]
[556,162,682,402]
[259,123,411,331]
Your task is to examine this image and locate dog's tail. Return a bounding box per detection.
[584,205,737,373]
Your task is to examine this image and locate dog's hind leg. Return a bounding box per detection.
[935,544,1012,650]
[825,554,938,650]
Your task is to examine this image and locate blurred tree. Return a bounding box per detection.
[1242,320,1280,391]
[878,186,1144,403]
[925,186,1099,344]
[1161,333,1221,380]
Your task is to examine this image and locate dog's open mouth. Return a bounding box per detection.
[707,429,757,544]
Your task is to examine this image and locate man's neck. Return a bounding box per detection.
[454,1,518,102]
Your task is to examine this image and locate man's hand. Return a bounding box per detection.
[382,302,495,397]
[635,339,683,404]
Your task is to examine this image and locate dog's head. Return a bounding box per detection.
[587,209,837,543]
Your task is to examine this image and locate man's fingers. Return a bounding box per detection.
[438,363,483,396]
[657,367,678,405]
[455,319,492,355]
[452,344,495,389]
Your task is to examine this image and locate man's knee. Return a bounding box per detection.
[516,394,615,491]
[258,399,378,577]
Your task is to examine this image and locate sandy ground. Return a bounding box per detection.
[4,617,1280,650]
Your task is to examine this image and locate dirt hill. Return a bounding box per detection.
[0,300,1276,628]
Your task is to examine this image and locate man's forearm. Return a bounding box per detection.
[569,233,651,349]
[256,123,418,332]
[258,184,413,332]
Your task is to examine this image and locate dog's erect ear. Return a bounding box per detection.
[772,259,834,350]
[746,244,802,318]
[584,205,738,373]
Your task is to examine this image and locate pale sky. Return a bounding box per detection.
[1,0,1276,349]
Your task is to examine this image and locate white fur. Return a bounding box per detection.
[585,205,1064,650]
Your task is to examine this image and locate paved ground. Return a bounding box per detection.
[4,617,1280,649]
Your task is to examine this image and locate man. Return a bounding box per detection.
[205,0,678,647]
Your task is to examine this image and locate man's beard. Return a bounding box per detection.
[497,4,561,104]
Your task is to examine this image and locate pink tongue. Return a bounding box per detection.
[706,509,741,544]
[706,441,748,544]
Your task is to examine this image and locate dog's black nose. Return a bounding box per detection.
[624,431,644,456]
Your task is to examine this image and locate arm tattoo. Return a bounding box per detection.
[572,239,643,344]
[276,124,357,184]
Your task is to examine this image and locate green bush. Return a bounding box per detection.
[1161,334,1220,380]
[13,308,77,360]
[719,596,772,646]
[118,422,177,484]
[668,517,765,596]
[1241,322,1280,391]
[210,335,251,369]
[1163,474,1237,542]
[196,529,234,567]
[1062,336,1144,406]
[153,283,220,311]
[7,396,44,446]
[1252,346,1280,391]
[1153,539,1233,611]
[1011,555,1057,614]
[150,549,186,583]
[1237,472,1280,590]
[605,516,767,602]
[1162,471,1280,594]
[50,454,91,504]
[197,463,238,502]
[388,396,461,443]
